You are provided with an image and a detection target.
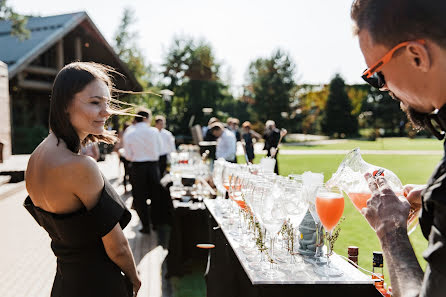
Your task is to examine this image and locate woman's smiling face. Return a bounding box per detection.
[67,79,111,140]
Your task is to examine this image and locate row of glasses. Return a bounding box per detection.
[213,160,347,280]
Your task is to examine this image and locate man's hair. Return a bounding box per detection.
[209,122,224,132]
[135,109,151,123]
[351,0,446,48]
[208,117,219,126]
[265,120,275,128]
[155,115,166,124]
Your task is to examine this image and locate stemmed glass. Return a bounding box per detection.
[302,172,326,265]
[259,184,287,279]
[280,181,308,274]
[314,185,344,277]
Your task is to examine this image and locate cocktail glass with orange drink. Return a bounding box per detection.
[315,185,344,277]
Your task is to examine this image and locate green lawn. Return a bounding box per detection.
[281,137,443,151]
[240,153,442,284]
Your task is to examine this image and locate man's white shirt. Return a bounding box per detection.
[123,122,162,162]
[159,128,176,156]
[216,129,236,161]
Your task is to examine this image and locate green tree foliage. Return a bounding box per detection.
[247,49,295,129]
[359,87,407,136]
[321,74,358,137]
[113,8,160,128]
[294,84,329,134]
[160,37,233,135]
[0,0,29,40]
[114,7,152,89]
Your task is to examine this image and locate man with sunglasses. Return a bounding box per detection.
[351,1,446,297]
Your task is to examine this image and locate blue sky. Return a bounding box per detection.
[9,0,366,92]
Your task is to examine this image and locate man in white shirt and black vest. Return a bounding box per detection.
[123,109,162,234]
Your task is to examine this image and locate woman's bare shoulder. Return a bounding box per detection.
[61,155,105,209]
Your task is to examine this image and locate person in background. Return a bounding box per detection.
[113,122,131,193]
[351,1,446,296]
[203,117,220,141]
[123,109,162,234]
[155,115,176,177]
[241,121,261,163]
[210,122,236,162]
[263,120,281,174]
[24,62,140,296]
[227,117,241,141]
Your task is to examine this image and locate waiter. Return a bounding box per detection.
[155,115,176,176]
[210,122,237,162]
[123,109,162,234]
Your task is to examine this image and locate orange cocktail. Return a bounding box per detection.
[347,192,371,211]
[348,191,404,212]
[316,192,345,231]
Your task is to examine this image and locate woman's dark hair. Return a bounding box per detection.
[49,62,118,153]
[351,0,446,48]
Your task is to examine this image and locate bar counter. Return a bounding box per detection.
[204,199,381,297]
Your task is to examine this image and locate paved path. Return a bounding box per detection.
[0,153,171,297]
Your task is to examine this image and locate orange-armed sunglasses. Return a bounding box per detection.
[361,39,426,89]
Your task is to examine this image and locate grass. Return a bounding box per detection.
[241,153,441,284]
[281,137,443,151]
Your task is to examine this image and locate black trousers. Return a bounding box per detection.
[159,154,167,177]
[120,156,130,191]
[129,161,160,230]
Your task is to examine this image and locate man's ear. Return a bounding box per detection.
[407,42,430,72]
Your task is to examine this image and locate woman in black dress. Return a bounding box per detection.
[24,62,140,296]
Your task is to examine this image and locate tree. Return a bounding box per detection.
[114,7,153,89]
[321,74,358,137]
[294,84,329,134]
[113,8,160,128]
[247,49,295,129]
[360,87,407,136]
[0,0,29,39]
[160,37,232,135]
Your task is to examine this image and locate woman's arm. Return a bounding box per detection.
[102,224,141,295]
[70,157,141,294]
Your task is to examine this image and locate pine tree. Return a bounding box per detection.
[321,74,358,137]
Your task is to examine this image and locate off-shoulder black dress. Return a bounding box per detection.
[24,176,132,297]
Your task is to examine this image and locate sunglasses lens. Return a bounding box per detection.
[362,72,386,89]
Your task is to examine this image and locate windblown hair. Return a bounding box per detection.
[351,0,446,48]
[49,62,118,153]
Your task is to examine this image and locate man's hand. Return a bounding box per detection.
[403,184,425,213]
[280,129,288,137]
[270,147,277,157]
[362,173,410,238]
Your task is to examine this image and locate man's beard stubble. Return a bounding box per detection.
[389,92,428,130]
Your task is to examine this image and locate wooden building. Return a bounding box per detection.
[0,12,141,155]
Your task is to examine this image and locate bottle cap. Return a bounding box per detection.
[373,251,384,267]
[348,246,359,256]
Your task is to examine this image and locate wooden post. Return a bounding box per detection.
[74,36,82,61]
[56,39,64,70]
[0,61,11,160]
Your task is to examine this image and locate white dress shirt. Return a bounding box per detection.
[159,128,176,156]
[216,129,236,161]
[123,122,162,162]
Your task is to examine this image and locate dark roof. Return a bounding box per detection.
[0,12,141,90]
